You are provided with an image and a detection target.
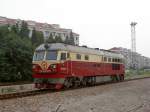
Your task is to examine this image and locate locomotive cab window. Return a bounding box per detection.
[46,51,57,60]
[60,53,66,60]
[33,51,45,61]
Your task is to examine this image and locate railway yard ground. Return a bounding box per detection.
[1,72,150,95]
[0,78,150,112]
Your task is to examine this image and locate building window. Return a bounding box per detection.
[76,54,81,60]
[45,31,49,37]
[85,55,89,60]
[76,37,78,40]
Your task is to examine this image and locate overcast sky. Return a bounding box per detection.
[1,0,150,57]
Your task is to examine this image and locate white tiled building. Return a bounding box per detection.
[110,47,150,69]
[0,16,79,45]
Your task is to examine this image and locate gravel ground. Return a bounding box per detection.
[0,78,150,112]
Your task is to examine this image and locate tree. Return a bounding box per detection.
[64,35,69,44]
[0,26,9,38]
[19,21,29,38]
[0,26,33,82]
[46,33,55,43]
[36,31,44,46]
[31,28,44,49]
[11,23,19,34]
[55,35,63,43]
[31,28,37,45]
[69,31,75,45]
[64,31,75,45]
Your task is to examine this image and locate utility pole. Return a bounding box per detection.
[130,22,137,69]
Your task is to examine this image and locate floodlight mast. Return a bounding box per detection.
[130,22,137,69]
[130,22,137,52]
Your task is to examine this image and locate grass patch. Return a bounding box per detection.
[125,69,150,80]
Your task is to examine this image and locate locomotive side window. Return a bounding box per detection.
[60,53,66,60]
[112,58,120,63]
[85,55,89,60]
[112,58,115,62]
[104,57,107,61]
[67,53,70,58]
[120,59,122,63]
[76,54,81,60]
[108,58,111,62]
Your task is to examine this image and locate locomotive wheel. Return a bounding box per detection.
[73,77,81,88]
[82,77,88,86]
[64,78,73,88]
[120,75,124,81]
[84,76,96,86]
[91,76,96,85]
[64,77,81,88]
[111,75,118,82]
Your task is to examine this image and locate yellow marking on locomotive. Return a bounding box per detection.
[33,60,59,70]
[41,61,47,70]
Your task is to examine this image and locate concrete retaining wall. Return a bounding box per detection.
[0,84,37,95]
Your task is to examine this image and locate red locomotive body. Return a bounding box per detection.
[32,43,125,89]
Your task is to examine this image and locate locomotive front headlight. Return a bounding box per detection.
[32,64,42,72]
[32,64,37,69]
[52,64,56,69]
[50,64,56,69]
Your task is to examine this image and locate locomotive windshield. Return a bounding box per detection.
[33,51,45,61]
[46,51,57,60]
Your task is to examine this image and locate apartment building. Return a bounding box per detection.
[0,16,79,45]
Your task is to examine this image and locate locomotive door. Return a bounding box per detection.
[66,52,71,75]
[60,51,69,75]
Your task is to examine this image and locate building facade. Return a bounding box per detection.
[110,47,150,69]
[0,16,79,45]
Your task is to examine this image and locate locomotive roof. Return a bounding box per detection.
[35,43,124,58]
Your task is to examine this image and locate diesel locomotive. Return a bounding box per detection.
[32,43,125,89]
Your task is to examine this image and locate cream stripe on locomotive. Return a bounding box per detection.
[68,51,123,64]
[33,43,124,64]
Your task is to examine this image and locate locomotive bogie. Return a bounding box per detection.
[34,74,124,89]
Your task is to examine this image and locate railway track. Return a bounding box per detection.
[0,77,150,100]
[0,82,32,86]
